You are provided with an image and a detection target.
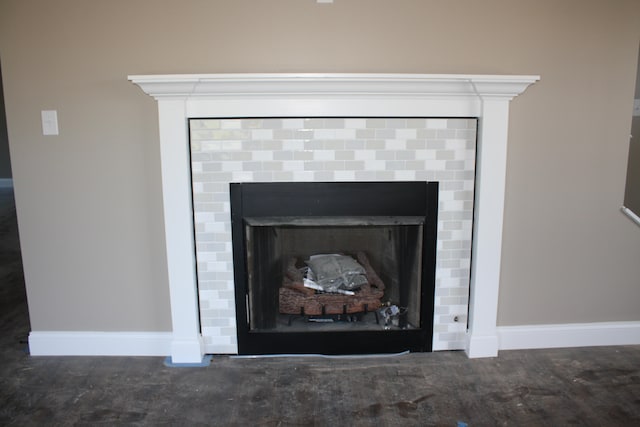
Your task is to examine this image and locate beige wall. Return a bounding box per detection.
[0,0,638,332]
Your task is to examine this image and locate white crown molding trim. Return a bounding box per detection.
[28,331,172,356]
[497,321,640,351]
[0,178,14,188]
[128,73,539,361]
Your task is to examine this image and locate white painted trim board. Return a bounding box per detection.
[27,322,640,356]
[498,321,640,351]
[28,331,172,356]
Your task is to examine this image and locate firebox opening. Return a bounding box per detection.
[245,218,423,333]
[231,181,438,355]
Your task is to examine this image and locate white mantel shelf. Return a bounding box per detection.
[129,73,539,363]
[129,73,538,100]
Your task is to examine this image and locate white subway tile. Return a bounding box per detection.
[221,120,241,129]
[354,150,376,161]
[282,118,305,129]
[334,170,356,181]
[221,161,244,172]
[314,129,336,139]
[282,160,305,171]
[283,140,304,150]
[375,150,395,161]
[385,139,406,150]
[335,128,356,139]
[314,171,335,181]
[396,128,417,139]
[292,171,315,181]
[189,117,477,352]
[252,151,274,161]
[426,119,448,129]
[262,161,283,172]
[313,150,335,161]
[231,171,254,181]
[344,118,367,128]
[395,170,416,180]
[253,172,274,181]
[344,161,365,171]
[375,170,396,180]
[221,141,242,151]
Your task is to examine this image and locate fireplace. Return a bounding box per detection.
[129,73,538,362]
[230,181,438,354]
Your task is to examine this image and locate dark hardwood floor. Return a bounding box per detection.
[1,187,639,426]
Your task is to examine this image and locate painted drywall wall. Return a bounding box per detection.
[0,0,638,332]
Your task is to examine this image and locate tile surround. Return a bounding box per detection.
[190,117,477,352]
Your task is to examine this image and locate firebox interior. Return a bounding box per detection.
[245,219,423,332]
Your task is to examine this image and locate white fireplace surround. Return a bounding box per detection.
[129,73,538,363]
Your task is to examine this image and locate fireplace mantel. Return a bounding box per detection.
[129,73,538,363]
[130,73,536,100]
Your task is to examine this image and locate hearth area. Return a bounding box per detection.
[230,181,438,354]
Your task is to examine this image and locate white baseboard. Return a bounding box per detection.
[28,331,172,356]
[465,333,499,358]
[27,322,640,357]
[0,178,13,188]
[497,321,640,351]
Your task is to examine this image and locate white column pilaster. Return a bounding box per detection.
[157,99,205,363]
[466,98,511,358]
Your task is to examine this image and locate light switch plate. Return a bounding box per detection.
[41,110,59,135]
[634,99,640,117]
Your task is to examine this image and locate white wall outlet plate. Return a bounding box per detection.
[41,110,59,135]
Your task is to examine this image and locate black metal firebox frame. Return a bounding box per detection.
[230,181,439,355]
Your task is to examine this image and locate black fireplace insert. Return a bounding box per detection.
[230,181,438,354]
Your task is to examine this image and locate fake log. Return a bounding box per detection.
[279,252,384,316]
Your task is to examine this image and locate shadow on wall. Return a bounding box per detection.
[622,44,640,224]
[0,59,13,181]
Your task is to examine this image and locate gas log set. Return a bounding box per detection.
[281,251,384,316]
[280,252,408,328]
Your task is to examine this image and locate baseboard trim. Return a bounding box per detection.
[465,333,499,358]
[28,331,172,356]
[28,323,640,356]
[0,178,13,188]
[497,321,640,351]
